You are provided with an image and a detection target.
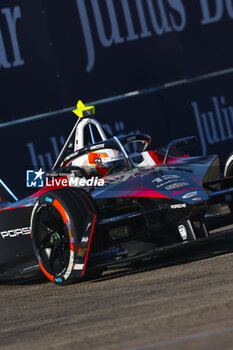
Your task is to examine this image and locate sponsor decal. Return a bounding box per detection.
[45,196,53,203]
[170,203,187,209]
[63,151,78,162]
[192,197,202,201]
[152,177,163,183]
[165,182,189,190]
[90,247,121,258]
[156,180,178,188]
[0,227,31,239]
[173,187,198,196]
[63,250,74,280]
[152,174,180,184]
[152,175,190,189]
[77,247,87,257]
[90,144,105,150]
[161,175,180,180]
[73,263,84,270]
[81,236,89,243]
[55,278,62,283]
[182,191,198,199]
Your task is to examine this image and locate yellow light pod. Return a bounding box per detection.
[72,100,95,118]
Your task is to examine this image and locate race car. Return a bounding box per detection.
[1,100,233,285]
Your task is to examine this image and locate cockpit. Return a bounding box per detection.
[52,101,154,178]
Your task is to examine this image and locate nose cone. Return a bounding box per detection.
[137,169,209,203]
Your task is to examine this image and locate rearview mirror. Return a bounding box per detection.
[164,136,197,165]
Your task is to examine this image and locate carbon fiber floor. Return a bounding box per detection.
[1,237,233,350]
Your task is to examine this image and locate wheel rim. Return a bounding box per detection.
[34,205,71,275]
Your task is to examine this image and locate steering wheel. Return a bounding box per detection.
[58,133,151,169]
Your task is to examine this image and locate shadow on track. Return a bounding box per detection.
[93,235,233,283]
[2,235,233,287]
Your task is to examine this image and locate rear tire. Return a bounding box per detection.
[224,153,233,212]
[224,152,233,178]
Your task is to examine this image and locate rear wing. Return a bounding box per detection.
[0,179,18,202]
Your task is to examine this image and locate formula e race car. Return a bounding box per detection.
[1,100,233,285]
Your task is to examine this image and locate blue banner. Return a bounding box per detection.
[1,0,233,121]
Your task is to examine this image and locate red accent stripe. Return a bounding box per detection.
[70,242,75,252]
[148,151,159,164]
[52,199,68,223]
[128,187,170,198]
[147,151,190,165]
[81,212,97,277]
[39,261,55,282]
[30,179,68,198]
[63,161,70,167]
[0,206,26,212]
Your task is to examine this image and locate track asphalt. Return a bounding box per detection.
[1,237,233,350]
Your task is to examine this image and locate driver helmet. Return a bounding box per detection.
[87,149,125,177]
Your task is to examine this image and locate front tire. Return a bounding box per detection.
[31,189,86,285]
